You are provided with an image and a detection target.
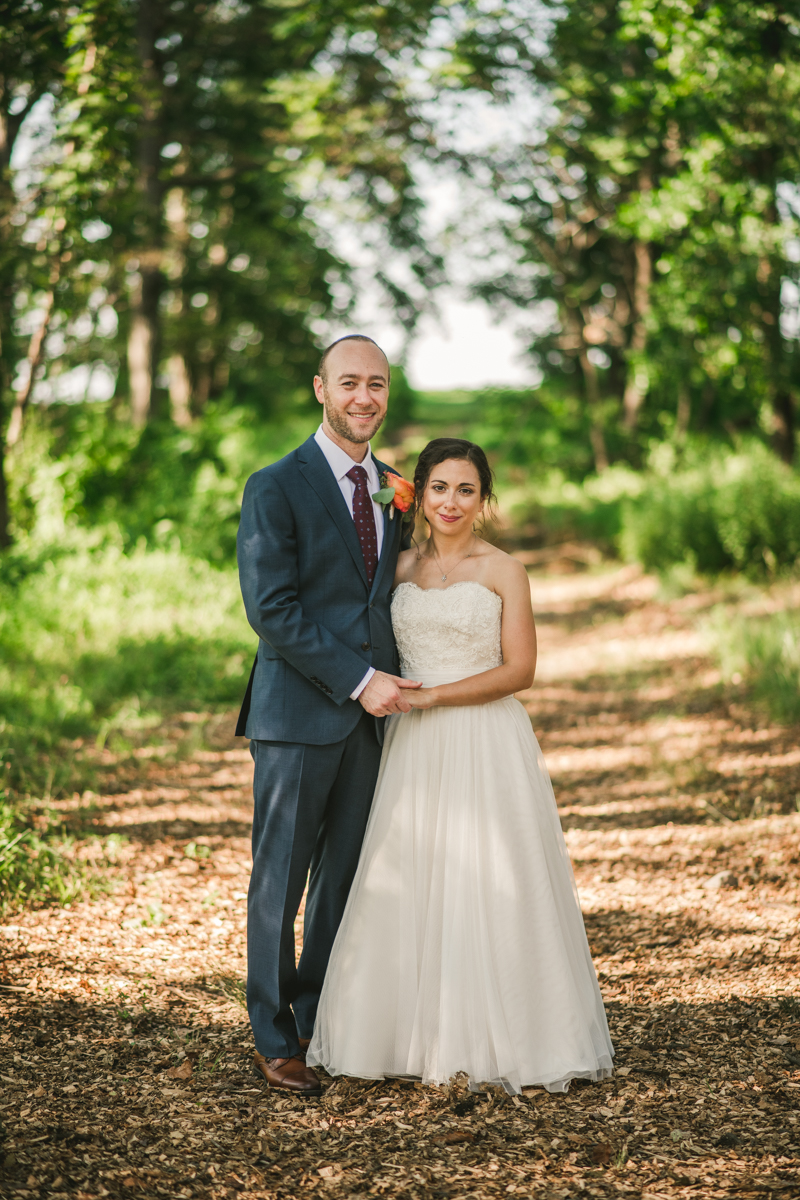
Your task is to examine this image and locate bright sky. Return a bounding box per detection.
[381,296,535,391]
[322,88,546,393]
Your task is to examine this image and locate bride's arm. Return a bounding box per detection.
[406,558,537,708]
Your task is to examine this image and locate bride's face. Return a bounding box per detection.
[423,458,484,535]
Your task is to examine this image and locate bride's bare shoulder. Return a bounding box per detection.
[474,541,530,593]
[394,544,422,586]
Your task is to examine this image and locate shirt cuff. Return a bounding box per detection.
[350,667,376,702]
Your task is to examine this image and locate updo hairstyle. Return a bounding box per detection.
[413,438,496,523]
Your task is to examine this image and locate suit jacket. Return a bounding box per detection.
[236,435,408,744]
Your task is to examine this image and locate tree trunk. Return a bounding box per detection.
[578,347,609,472]
[623,237,652,430]
[676,385,691,443]
[0,96,16,546]
[0,283,11,546]
[167,353,192,427]
[128,0,164,426]
[128,261,162,426]
[0,423,10,548]
[759,256,795,463]
[771,387,795,463]
[6,276,57,446]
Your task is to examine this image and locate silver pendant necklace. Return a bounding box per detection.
[433,534,476,582]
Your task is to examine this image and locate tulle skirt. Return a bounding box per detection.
[307,670,614,1094]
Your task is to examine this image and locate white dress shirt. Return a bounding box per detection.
[314,425,384,700]
[313,425,384,552]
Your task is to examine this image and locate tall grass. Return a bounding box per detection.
[712,608,800,724]
[0,796,88,914]
[0,531,253,799]
[499,442,800,578]
[620,442,800,576]
[0,530,255,910]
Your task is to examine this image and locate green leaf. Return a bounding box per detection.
[372,487,396,504]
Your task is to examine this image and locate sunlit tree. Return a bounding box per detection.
[0,0,70,545]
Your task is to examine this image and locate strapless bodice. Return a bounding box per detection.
[391,581,502,676]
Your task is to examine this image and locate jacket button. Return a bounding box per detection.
[361,641,370,651]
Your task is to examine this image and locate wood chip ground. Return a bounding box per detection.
[2,567,799,1199]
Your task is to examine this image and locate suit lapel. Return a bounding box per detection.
[369,453,401,597]
[297,437,369,587]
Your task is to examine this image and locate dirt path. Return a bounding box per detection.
[2,567,799,1200]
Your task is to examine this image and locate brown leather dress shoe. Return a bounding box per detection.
[254,1050,321,1096]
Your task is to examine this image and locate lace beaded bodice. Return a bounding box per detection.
[391,581,503,673]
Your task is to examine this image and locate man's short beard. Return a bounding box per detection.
[324,396,385,444]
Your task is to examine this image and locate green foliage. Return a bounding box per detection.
[0,530,253,795]
[9,402,318,559]
[620,443,800,575]
[382,365,418,437]
[465,0,800,464]
[712,608,800,724]
[0,796,86,914]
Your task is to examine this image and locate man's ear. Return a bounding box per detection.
[313,375,325,405]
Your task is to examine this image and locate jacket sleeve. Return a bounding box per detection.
[237,471,369,705]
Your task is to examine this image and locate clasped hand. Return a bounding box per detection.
[358,670,425,717]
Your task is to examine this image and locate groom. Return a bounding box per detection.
[236,335,419,1094]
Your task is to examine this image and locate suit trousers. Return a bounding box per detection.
[247,710,382,1058]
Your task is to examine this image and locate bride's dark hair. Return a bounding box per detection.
[413,438,496,521]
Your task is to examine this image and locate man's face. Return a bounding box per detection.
[313,340,389,447]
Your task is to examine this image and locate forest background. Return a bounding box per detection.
[2,0,800,905]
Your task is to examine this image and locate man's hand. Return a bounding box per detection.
[358,671,421,717]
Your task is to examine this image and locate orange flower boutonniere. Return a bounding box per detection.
[372,471,415,520]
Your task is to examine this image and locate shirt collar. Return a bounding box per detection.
[314,424,378,484]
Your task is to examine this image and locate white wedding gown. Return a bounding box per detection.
[307,581,614,1094]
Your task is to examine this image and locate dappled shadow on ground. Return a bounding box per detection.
[2,566,799,1199]
[522,570,800,826]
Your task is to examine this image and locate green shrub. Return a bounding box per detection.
[712,608,800,723]
[0,797,86,914]
[503,465,641,552]
[0,533,254,796]
[621,443,800,576]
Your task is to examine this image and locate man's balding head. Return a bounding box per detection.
[318,335,390,387]
[313,335,390,457]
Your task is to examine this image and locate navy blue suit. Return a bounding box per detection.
[236,435,407,1056]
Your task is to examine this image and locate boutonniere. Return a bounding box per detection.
[372,471,415,521]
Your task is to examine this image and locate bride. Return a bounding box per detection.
[307,437,613,1094]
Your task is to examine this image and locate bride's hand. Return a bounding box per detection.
[405,687,437,709]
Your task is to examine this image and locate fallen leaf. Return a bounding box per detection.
[590,1143,612,1165]
[165,1059,192,1080]
[433,1130,474,1145]
[317,1166,337,1179]
[225,1174,246,1192]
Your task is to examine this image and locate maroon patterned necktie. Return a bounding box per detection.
[346,464,379,586]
